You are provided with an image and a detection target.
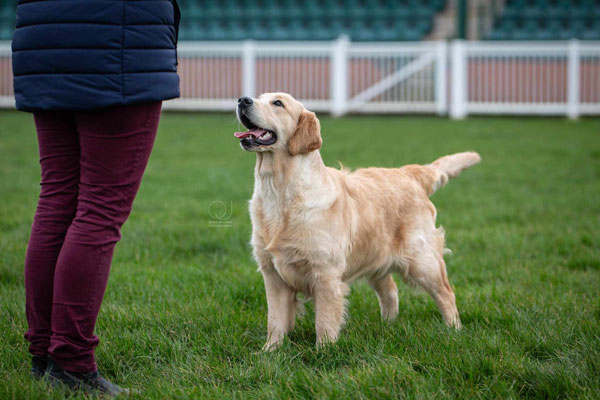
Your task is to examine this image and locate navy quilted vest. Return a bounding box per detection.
[12,0,180,111]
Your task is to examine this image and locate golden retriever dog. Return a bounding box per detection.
[234,93,480,350]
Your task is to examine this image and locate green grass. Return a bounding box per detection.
[1,110,599,399]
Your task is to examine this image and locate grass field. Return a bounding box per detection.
[0,110,599,399]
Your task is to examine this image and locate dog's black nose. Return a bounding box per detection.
[238,96,253,107]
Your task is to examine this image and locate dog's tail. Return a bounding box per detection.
[413,152,481,196]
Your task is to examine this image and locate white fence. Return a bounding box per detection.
[171,38,446,116]
[451,40,600,119]
[1,39,599,119]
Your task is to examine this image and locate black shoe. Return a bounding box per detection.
[31,355,49,379]
[46,360,129,397]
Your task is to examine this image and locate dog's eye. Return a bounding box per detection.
[272,100,284,108]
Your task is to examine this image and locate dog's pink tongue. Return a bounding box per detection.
[234,129,266,139]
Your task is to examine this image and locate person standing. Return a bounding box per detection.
[12,0,180,395]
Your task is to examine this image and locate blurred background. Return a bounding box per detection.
[1,4,599,397]
[1,0,600,118]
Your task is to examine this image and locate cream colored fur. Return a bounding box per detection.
[236,93,481,350]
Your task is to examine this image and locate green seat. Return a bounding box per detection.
[547,6,565,18]
[351,20,371,41]
[188,24,207,40]
[224,22,246,41]
[403,28,423,41]
[329,19,352,38]
[534,28,554,40]
[546,19,563,36]
[523,7,543,18]
[501,6,520,19]
[570,18,586,36]
[523,19,540,33]
[487,30,507,40]
[265,20,289,40]
[374,23,401,41]
[263,5,285,18]
[287,20,307,40]
[582,29,600,39]
[205,22,228,40]
[558,29,576,40]
[0,24,12,40]
[307,19,335,40]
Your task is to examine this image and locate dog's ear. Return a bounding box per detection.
[288,111,322,156]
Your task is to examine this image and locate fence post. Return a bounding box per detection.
[450,40,467,119]
[331,35,349,116]
[242,40,256,97]
[435,41,448,115]
[567,39,580,120]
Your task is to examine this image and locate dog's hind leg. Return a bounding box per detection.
[405,242,461,329]
[427,257,461,329]
[368,274,399,321]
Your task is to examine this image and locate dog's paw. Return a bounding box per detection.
[444,314,462,330]
[316,332,338,348]
[262,340,282,352]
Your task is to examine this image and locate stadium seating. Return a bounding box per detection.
[488,0,600,40]
[0,0,443,42]
[2,0,600,42]
[177,0,445,41]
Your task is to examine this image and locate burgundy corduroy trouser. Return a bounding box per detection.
[24,101,162,373]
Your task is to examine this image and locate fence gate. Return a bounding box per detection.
[164,38,447,116]
[342,40,447,116]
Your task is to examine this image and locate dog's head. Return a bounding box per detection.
[234,93,322,155]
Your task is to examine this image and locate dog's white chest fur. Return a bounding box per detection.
[250,154,343,292]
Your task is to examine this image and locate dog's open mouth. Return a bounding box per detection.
[234,114,277,147]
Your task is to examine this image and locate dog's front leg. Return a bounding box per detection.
[261,267,296,351]
[314,276,349,347]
